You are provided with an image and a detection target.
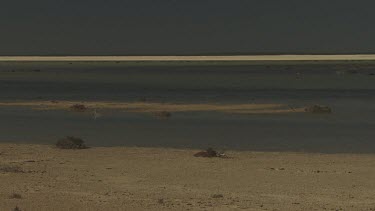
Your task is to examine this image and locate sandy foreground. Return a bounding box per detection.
[0,144,374,211]
[1,55,375,61]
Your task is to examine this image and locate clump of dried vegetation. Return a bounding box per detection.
[56,136,87,149]
[69,104,88,112]
[305,105,332,114]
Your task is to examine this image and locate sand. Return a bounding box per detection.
[0,144,374,210]
[0,101,305,114]
[1,55,375,61]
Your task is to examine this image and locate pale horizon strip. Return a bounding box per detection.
[1,55,375,61]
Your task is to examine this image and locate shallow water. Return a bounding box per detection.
[0,62,375,153]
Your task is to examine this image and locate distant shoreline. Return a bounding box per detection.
[1,54,375,61]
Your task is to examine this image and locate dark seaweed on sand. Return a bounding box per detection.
[56,136,87,149]
[194,148,219,158]
[69,104,88,112]
[305,105,332,114]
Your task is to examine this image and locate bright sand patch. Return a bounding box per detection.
[0,101,305,114]
[1,55,375,61]
[0,144,374,210]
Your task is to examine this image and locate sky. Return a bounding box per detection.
[1,0,375,55]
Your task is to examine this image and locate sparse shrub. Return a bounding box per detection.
[69,104,88,112]
[305,105,332,114]
[56,136,87,149]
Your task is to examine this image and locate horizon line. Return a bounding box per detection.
[1,54,375,61]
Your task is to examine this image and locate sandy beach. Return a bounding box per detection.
[0,144,374,211]
[2,1,375,211]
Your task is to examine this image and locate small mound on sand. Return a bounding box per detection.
[56,136,87,149]
[69,104,88,112]
[305,105,332,114]
[194,148,226,158]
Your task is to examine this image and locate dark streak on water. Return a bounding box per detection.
[0,62,375,153]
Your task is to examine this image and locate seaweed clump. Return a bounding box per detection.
[194,148,226,158]
[56,136,87,149]
[305,105,332,114]
[69,104,88,112]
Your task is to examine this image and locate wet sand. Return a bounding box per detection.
[0,143,374,210]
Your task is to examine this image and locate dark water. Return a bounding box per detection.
[1,62,375,153]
